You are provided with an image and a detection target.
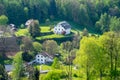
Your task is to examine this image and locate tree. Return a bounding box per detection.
[28,20,40,38]
[43,71,60,80]
[0,15,8,25]
[60,41,74,80]
[49,0,57,19]
[52,57,60,69]
[22,51,33,62]
[74,36,109,80]
[99,32,120,80]
[33,42,42,53]
[0,64,8,80]
[27,65,36,80]
[42,40,58,55]
[95,13,111,33]
[21,37,33,52]
[110,16,120,32]
[12,52,23,80]
[35,68,39,80]
[0,4,5,15]
[72,31,81,49]
[82,28,89,37]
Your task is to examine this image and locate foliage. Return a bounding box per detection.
[95,13,111,33]
[33,42,42,53]
[0,0,120,32]
[22,52,33,62]
[21,37,33,52]
[52,57,60,69]
[110,16,120,32]
[43,70,60,80]
[28,20,41,38]
[82,28,89,37]
[74,32,120,80]
[0,15,8,25]
[42,40,58,55]
[12,52,23,80]
[0,64,8,80]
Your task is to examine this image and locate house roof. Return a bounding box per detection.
[37,52,53,59]
[57,21,71,29]
[0,37,20,52]
[5,65,13,72]
[25,19,34,26]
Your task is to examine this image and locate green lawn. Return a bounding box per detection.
[15,29,28,36]
[40,26,51,33]
[16,26,74,41]
[36,34,65,40]
[16,26,51,36]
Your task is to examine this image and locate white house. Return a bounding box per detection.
[9,24,17,33]
[25,19,34,27]
[53,21,71,35]
[35,52,53,64]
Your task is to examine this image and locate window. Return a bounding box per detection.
[38,56,39,57]
[41,59,43,61]
[38,59,39,61]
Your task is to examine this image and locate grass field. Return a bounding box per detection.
[15,26,75,40]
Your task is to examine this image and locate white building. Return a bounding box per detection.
[35,52,53,64]
[53,21,71,35]
[25,19,34,27]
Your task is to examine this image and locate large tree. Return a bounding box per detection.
[12,52,23,80]
[0,15,8,25]
[28,20,40,38]
[74,36,108,80]
[99,32,120,80]
[42,40,58,55]
[95,13,111,33]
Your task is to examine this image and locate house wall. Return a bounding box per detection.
[65,28,71,34]
[46,57,53,62]
[35,54,45,64]
[35,54,53,64]
[53,25,65,34]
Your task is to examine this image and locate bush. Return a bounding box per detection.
[43,71,60,80]
[43,70,67,80]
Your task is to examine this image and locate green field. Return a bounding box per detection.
[15,26,75,40]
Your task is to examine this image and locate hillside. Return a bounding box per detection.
[0,0,120,80]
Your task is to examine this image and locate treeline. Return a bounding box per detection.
[0,0,120,33]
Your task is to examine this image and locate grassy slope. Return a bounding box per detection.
[15,25,75,40]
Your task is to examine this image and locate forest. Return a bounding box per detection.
[0,0,120,80]
[0,0,119,33]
